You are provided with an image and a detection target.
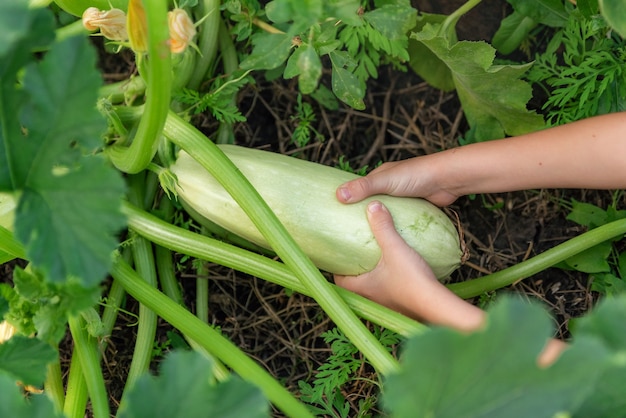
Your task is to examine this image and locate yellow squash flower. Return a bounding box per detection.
[168,8,196,54]
[82,7,128,41]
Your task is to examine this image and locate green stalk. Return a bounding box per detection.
[107,0,171,174]
[63,351,89,418]
[163,112,399,374]
[440,0,482,36]
[123,202,425,338]
[68,315,109,418]
[152,198,230,381]
[110,257,314,418]
[187,0,221,90]
[195,261,210,324]
[215,17,240,144]
[119,175,159,408]
[448,218,626,298]
[99,76,146,104]
[45,358,65,413]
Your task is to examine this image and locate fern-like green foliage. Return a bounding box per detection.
[526,10,626,125]
[299,326,399,417]
[176,70,252,124]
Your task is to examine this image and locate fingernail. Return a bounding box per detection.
[338,186,352,202]
[367,200,385,213]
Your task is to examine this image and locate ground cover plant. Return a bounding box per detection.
[1,0,626,417]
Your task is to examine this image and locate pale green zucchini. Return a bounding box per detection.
[171,145,463,279]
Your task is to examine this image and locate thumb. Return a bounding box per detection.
[365,200,403,250]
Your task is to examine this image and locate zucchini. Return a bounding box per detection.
[171,145,463,279]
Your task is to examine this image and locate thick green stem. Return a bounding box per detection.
[195,261,210,324]
[110,257,314,418]
[68,315,109,418]
[123,202,425,338]
[163,111,399,374]
[448,218,626,298]
[107,0,171,173]
[188,0,221,90]
[63,351,89,418]
[44,358,65,413]
[119,175,159,408]
[215,17,240,144]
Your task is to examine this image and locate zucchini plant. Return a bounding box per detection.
[1,0,626,417]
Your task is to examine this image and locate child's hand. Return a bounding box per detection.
[336,159,460,207]
[334,200,485,331]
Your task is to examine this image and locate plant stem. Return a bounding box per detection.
[440,0,482,36]
[215,17,240,144]
[68,315,109,418]
[110,257,314,418]
[63,351,88,418]
[195,260,210,324]
[187,0,221,90]
[448,218,626,298]
[119,175,159,408]
[45,358,65,413]
[107,0,171,174]
[123,202,425,338]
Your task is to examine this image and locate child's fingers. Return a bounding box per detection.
[365,200,403,250]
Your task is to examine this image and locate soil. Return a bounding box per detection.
[1,1,617,417]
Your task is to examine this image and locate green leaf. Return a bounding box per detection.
[0,4,56,190]
[0,0,39,57]
[0,373,62,418]
[284,44,322,94]
[411,23,545,141]
[6,35,126,286]
[492,12,538,55]
[571,295,626,417]
[576,0,599,18]
[265,0,322,33]
[364,3,416,40]
[384,296,609,417]
[408,14,456,91]
[599,0,626,37]
[590,272,626,296]
[5,267,102,344]
[507,0,568,27]
[0,335,57,386]
[118,350,269,418]
[566,200,607,228]
[240,32,293,71]
[562,241,612,273]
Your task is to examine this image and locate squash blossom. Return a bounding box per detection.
[82,7,128,41]
[0,321,15,343]
[168,8,196,54]
[126,0,148,53]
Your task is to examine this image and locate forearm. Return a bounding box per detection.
[433,112,626,196]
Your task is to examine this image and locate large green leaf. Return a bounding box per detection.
[239,32,293,70]
[118,350,269,418]
[0,335,57,386]
[571,296,626,417]
[384,297,609,417]
[407,14,456,91]
[0,373,62,418]
[507,0,568,27]
[411,23,545,141]
[599,0,626,37]
[1,33,126,286]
